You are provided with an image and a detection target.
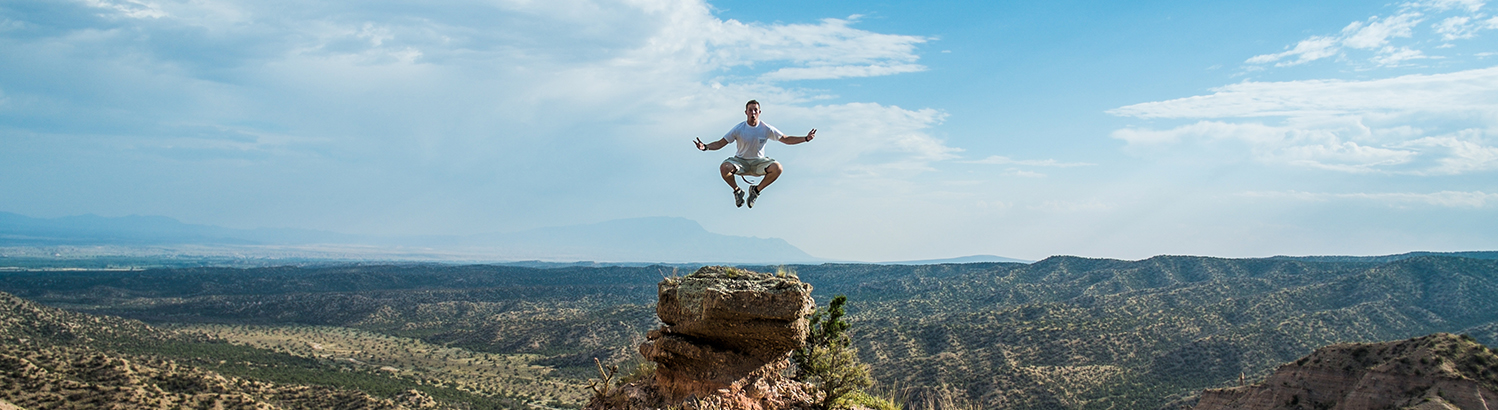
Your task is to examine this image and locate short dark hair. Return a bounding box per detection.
[746,100,760,108]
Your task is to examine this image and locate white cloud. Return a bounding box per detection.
[1341,13,1423,50]
[49,0,930,81]
[1437,16,1479,38]
[1245,1,1494,68]
[759,63,925,81]
[1109,67,1498,175]
[1112,121,1420,173]
[86,0,168,19]
[1396,134,1498,174]
[1239,190,1498,208]
[1435,15,1498,39]
[1109,66,1498,119]
[1246,36,1340,66]
[1274,138,1419,173]
[789,102,956,177]
[1370,46,1427,66]
[1417,0,1487,13]
[1001,168,1046,178]
[966,155,1095,167]
[661,14,931,82]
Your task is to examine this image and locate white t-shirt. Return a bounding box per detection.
[722,121,785,159]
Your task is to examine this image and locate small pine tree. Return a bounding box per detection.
[794,295,874,410]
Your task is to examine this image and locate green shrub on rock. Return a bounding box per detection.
[794,295,890,410]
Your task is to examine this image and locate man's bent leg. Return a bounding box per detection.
[719,162,740,190]
[756,162,783,192]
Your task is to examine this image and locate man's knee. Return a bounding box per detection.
[719,163,737,174]
[767,163,783,174]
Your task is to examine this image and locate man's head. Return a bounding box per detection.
[744,100,761,126]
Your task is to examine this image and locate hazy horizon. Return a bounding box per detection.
[3,0,1496,262]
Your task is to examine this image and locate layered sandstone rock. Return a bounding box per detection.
[587,266,819,410]
[1194,333,1498,410]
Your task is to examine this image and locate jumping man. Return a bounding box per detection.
[694,100,816,208]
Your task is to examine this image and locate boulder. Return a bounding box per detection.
[588,266,819,410]
[649,265,814,370]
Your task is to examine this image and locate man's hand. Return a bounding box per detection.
[694,137,707,151]
[805,129,816,142]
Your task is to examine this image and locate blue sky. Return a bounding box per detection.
[2,0,1496,261]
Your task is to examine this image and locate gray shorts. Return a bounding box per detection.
[723,156,778,176]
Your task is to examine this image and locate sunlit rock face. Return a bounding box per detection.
[587,266,818,410]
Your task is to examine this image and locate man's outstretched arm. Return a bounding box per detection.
[695,137,730,151]
[781,128,817,145]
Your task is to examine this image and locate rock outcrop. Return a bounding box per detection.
[587,266,819,410]
[1193,333,1498,410]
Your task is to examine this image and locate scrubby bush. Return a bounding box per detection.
[794,295,886,410]
[836,390,901,410]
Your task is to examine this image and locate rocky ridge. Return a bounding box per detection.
[1193,333,1498,410]
[589,266,819,410]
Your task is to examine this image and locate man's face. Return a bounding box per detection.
[745,104,761,124]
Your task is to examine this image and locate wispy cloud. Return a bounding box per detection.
[700,16,931,82]
[1001,168,1046,178]
[1109,66,1498,119]
[1239,190,1498,208]
[966,155,1096,167]
[1418,0,1486,13]
[1109,67,1498,175]
[792,102,957,177]
[85,0,168,19]
[759,63,926,81]
[1246,1,1494,68]
[1246,36,1342,66]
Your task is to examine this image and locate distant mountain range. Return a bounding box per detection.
[880,254,1033,264]
[437,216,822,264]
[1269,251,1498,263]
[0,212,824,264]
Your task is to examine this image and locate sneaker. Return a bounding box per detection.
[746,186,761,208]
[733,188,745,208]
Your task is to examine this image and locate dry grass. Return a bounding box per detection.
[872,382,980,410]
[174,323,590,405]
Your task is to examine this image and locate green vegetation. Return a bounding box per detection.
[795,295,881,410]
[837,390,902,410]
[172,324,583,404]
